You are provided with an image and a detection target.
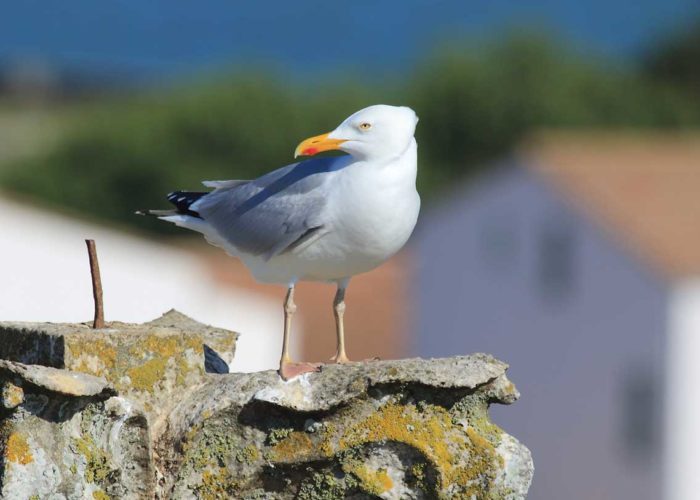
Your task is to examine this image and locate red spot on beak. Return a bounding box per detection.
[304,147,319,156]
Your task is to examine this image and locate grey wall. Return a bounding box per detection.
[412,166,668,500]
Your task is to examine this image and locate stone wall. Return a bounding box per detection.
[0,311,533,499]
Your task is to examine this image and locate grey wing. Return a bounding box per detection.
[201,179,249,189]
[192,163,332,260]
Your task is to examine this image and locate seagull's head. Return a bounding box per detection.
[295,105,418,161]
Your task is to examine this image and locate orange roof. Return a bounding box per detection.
[520,131,700,281]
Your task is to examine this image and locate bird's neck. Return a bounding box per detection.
[349,138,417,190]
[353,137,417,168]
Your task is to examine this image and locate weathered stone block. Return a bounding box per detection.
[0,310,238,430]
[0,312,533,498]
[157,354,533,499]
[0,360,154,499]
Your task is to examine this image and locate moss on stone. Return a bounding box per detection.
[296,471,354,500]
[409,462,427,489]
[263,397,506,498]
[235,445,260,464]
[267,427,293,446]
[74,436,112,484]
[182,421,240,472]
[452,394,504,447]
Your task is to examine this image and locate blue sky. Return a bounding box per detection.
[2,0,699,81]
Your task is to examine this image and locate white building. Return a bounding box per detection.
[0,194,284,373]
[412,133,700,500]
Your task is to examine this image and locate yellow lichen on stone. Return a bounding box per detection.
[68,339,117,376]
[466,426,492,451]
[176,356,195,386]
[92,490,110,500]
[336,404,452,481]
[68,331,209,394]
[376,469,393,492]
[271,431,314,462]
[5,432,33,465]
[344,463,393,496]
[333,402,502,498]
[74,436,112,484]
[1,382,24,408]
[126,357,169,392]
[264,400,504,497]
[318,423,336,457]
[135,333,202,360]
[137,334,180,358]
[197,467,239,500]
[453,426,503,497]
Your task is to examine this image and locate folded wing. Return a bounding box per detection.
[192,155,353,260]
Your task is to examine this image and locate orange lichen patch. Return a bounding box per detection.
[64,325,236,405]
[338,404,454,483]
[2,382,24,408]
[466,427,491,451]
[335,402,502,497]
[68,339,117,376]
[5,432,33,465]
[345,463,394,495]
[265,401,504,497]
[197,467,239,500]
[271,431,314,462]
[377,469,393,491]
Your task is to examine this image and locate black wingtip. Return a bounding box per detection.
[167,191,206,219]
[136,191,207,219]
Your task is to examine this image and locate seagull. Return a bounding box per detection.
[139,105,420,379]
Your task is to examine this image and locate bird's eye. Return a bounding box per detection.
[359,122,372,131]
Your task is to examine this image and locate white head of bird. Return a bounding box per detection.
[295,104,419,162]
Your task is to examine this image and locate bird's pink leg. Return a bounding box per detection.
[331,285,351,364]
[279,286,320,380]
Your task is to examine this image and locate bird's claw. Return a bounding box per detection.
[279,361,321,381]
[330,354,352,364]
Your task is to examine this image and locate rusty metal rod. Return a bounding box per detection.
[85,239,105,329]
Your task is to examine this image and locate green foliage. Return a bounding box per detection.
[643,19,700,98]
[2,34,699,234]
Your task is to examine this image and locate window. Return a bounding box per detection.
[537,218,575,303]
[619,364,657,462]
[479,213,517,272]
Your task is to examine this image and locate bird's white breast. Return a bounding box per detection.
[249,140,420,283]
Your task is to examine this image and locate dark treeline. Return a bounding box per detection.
[2,31,699,235]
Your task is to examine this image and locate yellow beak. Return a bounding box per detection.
[294,132,346,158]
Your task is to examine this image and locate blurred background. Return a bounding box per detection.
[1,1,700,498]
